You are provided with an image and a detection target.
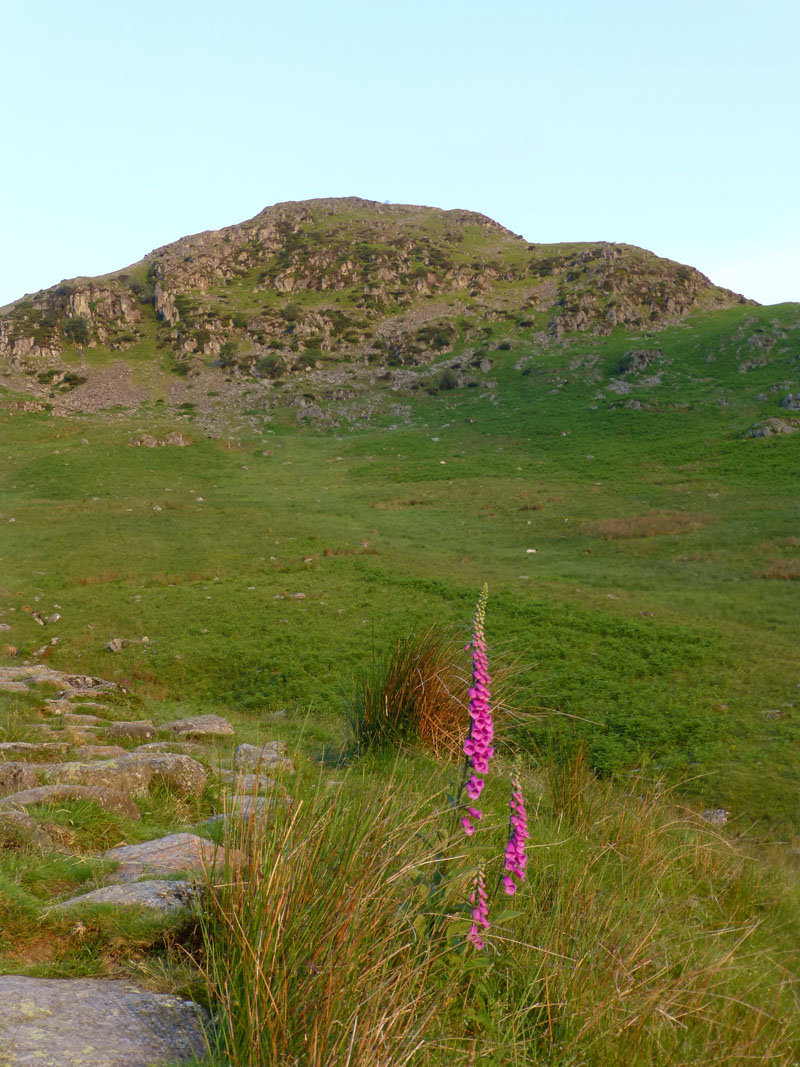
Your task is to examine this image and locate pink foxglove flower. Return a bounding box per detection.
[467,866,490,949]
[503,772,530,895]
[462,585,494,833]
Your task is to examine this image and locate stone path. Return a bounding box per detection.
[0,666,295,1066]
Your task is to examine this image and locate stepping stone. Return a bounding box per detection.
[100,832,244,882]
[0,784,141,820]
[135,740,205,756]
[162,713,234,738]
[106,720,156,741]
[126,752,208,797]
[0,810,51,847]
[48,879,198,913]
[235,740,294,772]
[79,744,129,759]
[62,712,108,726]
[207,794,291,822]
[0,762,39,797]
[220,770,278,793]
[40,758,153,796]
[0,975,209,1066]
[0,741,70,759]
[39,753,207,798]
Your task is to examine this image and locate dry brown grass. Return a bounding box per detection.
[760,558,800,580]
[589,510,713,539]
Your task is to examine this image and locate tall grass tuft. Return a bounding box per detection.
[197,772,464,1066]
[346,626,468,757]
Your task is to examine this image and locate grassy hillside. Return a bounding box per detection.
[2,299,799,831]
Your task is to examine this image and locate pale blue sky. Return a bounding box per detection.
[1,0,798,307]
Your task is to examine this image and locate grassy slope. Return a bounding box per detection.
[1,301,799,833]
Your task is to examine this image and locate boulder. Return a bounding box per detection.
[48,880,198,913]
[62,712,108,726]
[40,758,153,796]
[161,713,234,738]
[100,832,243,882]
[78,744,130,759]
[0,810,51,848]
[235,740,294,772]
[0,762,39,797]
[0,784,141,820]
[106,720,156,741]
[0,741,69,759]
[0,975,209,1066]
[127,752,208,797]
[220,770,278,793]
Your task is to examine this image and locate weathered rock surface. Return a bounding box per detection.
[746,416,800,438]
[220,770,278,793]
[0,975,209,1066]
[0,666,117,696]
[37,753,207,798]
[0,810,51,848]
[235,740,294,772]
[127,752,208,796]
[0,784,141,819]
[62,712,108,726]
[48,879,198,913]
[100,832,241,882]
[78,744,129,759]
[0,741,69,759]
[40,758,154,796]
[0,762,39,796]
[106,720,156,741]
[134,740,205,755]
[162,713,235,738]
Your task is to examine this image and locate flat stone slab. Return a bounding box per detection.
[220,770,278,793]
[78,744,129,759]
[0,784,141,820]
[0,667,117,696]
[106,721,156,741]
[0,762,39,796]
[0,741,70,759]
[0,975,208,1065]
[161,713,234,738]
[48,879,198,913]
[134,740,205,756]
[37,753,207,798]
[207,794,290,823]
[100,832,241,882]
[62,712,109,726]
[235,740,294,772]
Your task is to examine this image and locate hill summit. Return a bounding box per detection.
[0,197,752,407]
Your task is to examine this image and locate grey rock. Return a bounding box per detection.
[235,740,293,772]
[78,744,129,759]
[49,879,199,913]
[0,784,141,820]
[62,712,107,726]
[0,810,51,848]
[220,770,278,793]
[40,758,153,796]
[701,808,730,826]
[0,762,39,797]
[0,741,70,759]
[779,393,800,410]
[105,636,150,652]
[100,832,239,882]
[746,417,800,438]
[106,720,156,741]
[134,740,205,755]
[0,622,11,632]
[0,975,209,1066]
[127,752,208,797]
[162,713,234,738]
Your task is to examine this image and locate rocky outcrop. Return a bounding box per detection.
[0,198,753,396]
[0,976,209,1066]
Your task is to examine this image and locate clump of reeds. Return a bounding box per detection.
[346,624,469,757]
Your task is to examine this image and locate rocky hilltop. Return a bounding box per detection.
[0,197,752,410]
